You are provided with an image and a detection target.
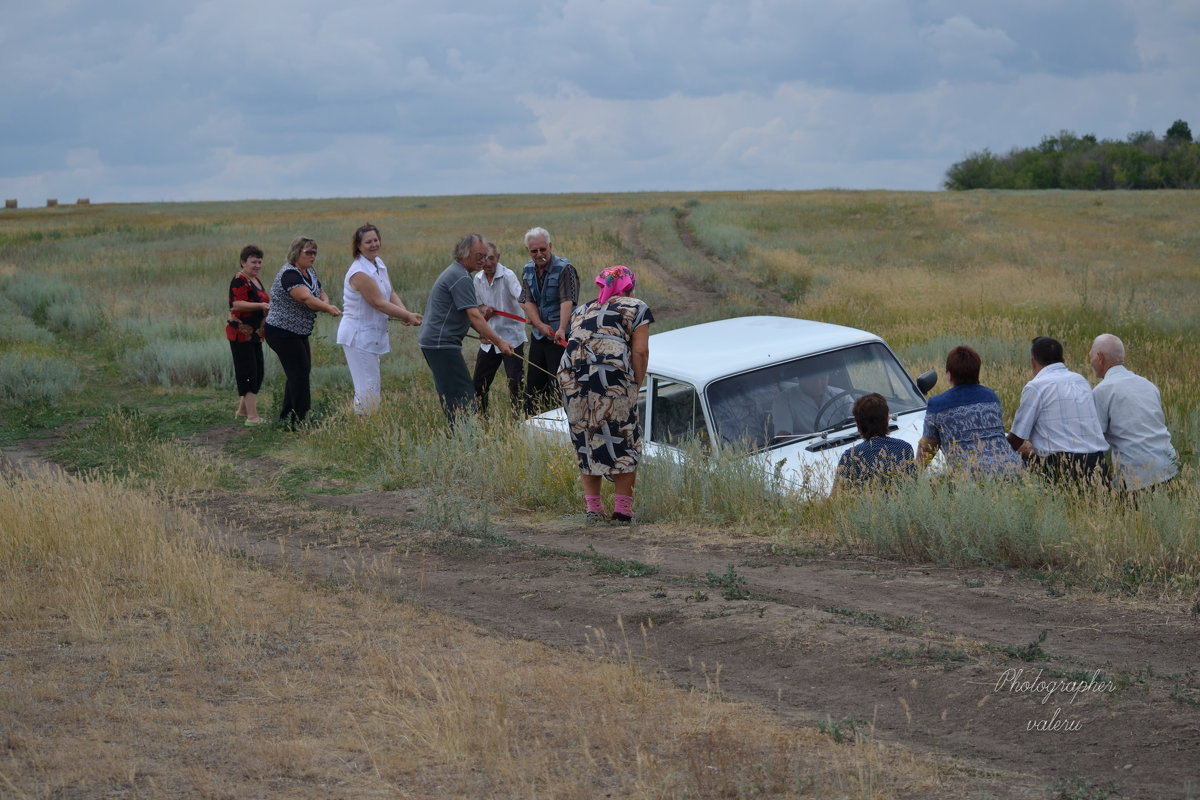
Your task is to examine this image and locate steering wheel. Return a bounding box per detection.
[812,389,858,431]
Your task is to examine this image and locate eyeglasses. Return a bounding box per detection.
[528,247,548,254]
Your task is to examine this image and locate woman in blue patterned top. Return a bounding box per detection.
[833,393,916,492]
[917,345,1021,478]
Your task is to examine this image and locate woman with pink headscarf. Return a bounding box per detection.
[557,265,654,523]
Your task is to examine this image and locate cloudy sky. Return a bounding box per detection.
[2,0,1197,204]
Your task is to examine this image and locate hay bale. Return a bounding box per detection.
[46,198,58,207]
[77,198,90,206]
[4,199,15,209]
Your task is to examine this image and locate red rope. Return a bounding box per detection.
[490,309,566,346]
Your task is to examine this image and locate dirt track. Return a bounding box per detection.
[184,482,1199,800]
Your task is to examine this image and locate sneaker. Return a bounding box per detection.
[610,512,633,524]
[585,511,608,524]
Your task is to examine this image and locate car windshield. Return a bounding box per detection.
[704,342,926,452]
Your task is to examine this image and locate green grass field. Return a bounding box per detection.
[2,189,1198,592]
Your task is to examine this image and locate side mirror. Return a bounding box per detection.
[916,370,938,396]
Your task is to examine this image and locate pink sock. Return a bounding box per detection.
[613,494,634,517]
[585,495,605,514]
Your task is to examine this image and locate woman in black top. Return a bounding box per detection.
[227,244,271,425]
[263,236,341,425]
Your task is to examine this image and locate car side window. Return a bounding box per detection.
[649,378,708,446]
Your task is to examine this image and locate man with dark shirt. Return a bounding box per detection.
[418,234,515,425]
[519,226,579,415]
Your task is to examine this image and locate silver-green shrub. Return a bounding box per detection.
[123,340,233,388]
[0,353,81,404]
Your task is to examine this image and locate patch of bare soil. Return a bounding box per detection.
[184,476,1200,800]
[619,213,724,316]
[671,209,792,314]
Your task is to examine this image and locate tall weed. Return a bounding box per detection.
[0,273,105,337]
[832,474,1200,593]
[123,339,234,388]
[638,438,804,525]
[0,465,233,639]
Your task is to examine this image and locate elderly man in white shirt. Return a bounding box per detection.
[472,241,529,414]
[1089,333,1178,491]
[1007,336,1109,484]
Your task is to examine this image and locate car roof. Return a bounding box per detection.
[648,316,885,387]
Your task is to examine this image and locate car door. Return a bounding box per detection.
[644,376,709,453]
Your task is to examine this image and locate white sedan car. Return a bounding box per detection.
[528,315,937,496]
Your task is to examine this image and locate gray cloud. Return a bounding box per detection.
[0,0,1195,203]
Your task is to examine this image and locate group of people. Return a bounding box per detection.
[413,229,653,522]
[228,230,1177,515]
[226,225,653,522]
[225,237,343,426]
[416,227,581,423]
[833,336,1178,496]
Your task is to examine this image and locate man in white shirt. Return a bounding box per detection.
[1089,333,1178,491]
[472,241,529,414]
[1007,336,1109,483]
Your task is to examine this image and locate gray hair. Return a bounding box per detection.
[1091,333,1125,364]
[523,227,552,247]
[453,233,485,264]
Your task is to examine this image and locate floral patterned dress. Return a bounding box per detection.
[557,297,654,476]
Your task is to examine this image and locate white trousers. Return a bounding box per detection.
[342,344,382,415]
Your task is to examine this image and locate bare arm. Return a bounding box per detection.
[287,285,341,316]
[555,299,573,340]
[391,291,422,325]
[466,307,515,355]
[522,301,554,339]
[917,437,939,467]
[231,299,268,312]
[348,272,420,324]
[1006,432,1034,457]
[629,323,650,387]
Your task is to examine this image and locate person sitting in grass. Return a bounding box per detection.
[833,393,916,493]
[918,345,1021,479]
[1007,336,1109,485]
[1089,333,1178,492]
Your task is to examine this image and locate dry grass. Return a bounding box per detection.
[0,467,968,799]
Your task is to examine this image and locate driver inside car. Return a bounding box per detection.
[772,368,854,436]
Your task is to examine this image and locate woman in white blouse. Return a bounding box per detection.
[336,224,422,414]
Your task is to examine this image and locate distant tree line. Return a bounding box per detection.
[945,120,1200,190]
